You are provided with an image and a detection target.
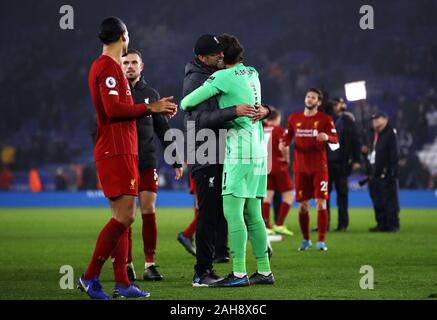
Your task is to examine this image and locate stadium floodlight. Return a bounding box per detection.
[344,81,367,101]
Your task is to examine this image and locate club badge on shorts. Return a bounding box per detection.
[130,178,136,190]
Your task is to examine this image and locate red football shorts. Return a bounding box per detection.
[139,168,159,193]
[96,154,139,199]
[267,169,293,193]
[294,171,329,202]
[189,174,197,194]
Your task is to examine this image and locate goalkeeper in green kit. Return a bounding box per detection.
[181,34,274,287]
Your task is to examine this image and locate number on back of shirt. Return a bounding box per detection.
[320,181,328,192]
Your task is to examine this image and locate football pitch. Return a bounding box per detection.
[0,207,436,300]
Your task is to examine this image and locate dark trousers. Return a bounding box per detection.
[193,165,228,275]
[368,177,400,230]
[327,164,349,229]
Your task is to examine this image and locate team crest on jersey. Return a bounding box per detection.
[209,177,215,187]
[313,121,319,128]
[296,122,302,127]
[105,77,116,88]
[130,178,136,190]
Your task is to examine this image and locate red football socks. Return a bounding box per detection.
[111,230,130,287]
[318,209,329,242]
[299,209,310,240]
[276,202,291,226]
[142,213,157,263]
[183,208,199,239]
[262,202,271,228]
[127,226,133,264]
[84,217,127,280]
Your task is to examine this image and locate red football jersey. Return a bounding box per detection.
[264,125,288,173]
[88,55,150,161]
[284,111,338,173]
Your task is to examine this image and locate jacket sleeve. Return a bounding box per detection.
[153,113,183,168]
[388,128,400,178]
[196,106,237,129]
[348,117,362,163]
[98,65,150,118]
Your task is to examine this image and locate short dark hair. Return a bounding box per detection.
[98,16,126,45]
[126,48,143,61]
[307,87,324,101]
[218,33,244,65]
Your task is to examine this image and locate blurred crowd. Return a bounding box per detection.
[1,0,436,191]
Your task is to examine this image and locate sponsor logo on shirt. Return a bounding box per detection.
[105,77,116,88]
[295,128,318,137]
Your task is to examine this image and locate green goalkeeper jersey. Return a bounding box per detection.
[181,63,266,160]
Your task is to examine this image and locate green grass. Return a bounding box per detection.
[0,207,436,300]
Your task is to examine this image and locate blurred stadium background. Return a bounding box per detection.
[0,0,436,300]
[1,0,437,196]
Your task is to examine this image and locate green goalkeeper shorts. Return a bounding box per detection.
[222,157,267,198]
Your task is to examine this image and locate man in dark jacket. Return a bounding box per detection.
[122,49,183,281]
[183,34,269,286]
[365,111,400,232]
[326,98,361,231]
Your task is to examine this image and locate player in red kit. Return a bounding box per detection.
[262,108,295,236]
[78,16,177,299]
[282,88,338,251]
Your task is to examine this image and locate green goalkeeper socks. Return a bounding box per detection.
[223,195,271,274]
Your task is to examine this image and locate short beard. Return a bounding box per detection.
[126,75,137,81]
[305,104,317,110]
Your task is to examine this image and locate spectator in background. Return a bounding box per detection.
[55,168,68,191]
[325,98,361,232]
[80,163,98,190]
[399,152,432,189]
[0,165,13,190]
[425,103,437,139]
[364,111,400,232]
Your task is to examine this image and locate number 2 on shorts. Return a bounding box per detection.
[320,181,328,192]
